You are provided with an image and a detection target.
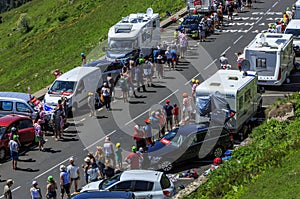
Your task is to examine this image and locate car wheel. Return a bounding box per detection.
[0,148,6,160]
[160,160,173,172]
[212,146,224,158]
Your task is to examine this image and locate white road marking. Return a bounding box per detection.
[159,89,179,104]
[246,25,253,32]
[204,59,218,70]
[265,8,271,14]
[125,108,151,126]
[272,2,278,8]
[220,47,231,57]
[255,17,263,24]
[79,117,86,122]
[34,157,71,179]
[233,35,243,45]
[83,130,116,151]
[0,186,21,199]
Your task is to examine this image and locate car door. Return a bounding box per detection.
[17,119,34,143]
[108,180,134,192]
[132,180,154,199]
[179,133,199,161]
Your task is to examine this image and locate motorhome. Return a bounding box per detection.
[195,70,262,139]
[244,33,295,86]
[44,67,102,116]
[284,19,300,56]
[105,8,160,61]
[294,0,300,19]
[186,0,214,14]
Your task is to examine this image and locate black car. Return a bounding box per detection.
[147,123,233,172]
[178,15,203,38]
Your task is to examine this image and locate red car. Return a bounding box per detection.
[0,114,35,160]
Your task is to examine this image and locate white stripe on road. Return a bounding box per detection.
[255,17,263,24]
[204,59,218,71]
[125,108,151,126]
[265,8,271,14]
[220,47,231,57]
[246,25,253,32]
[233,35,243,45]
[272,2,278,8]
[83,130,116,151]
[159,89,179,104]
[0,186,21,199]
[34,157,71,180]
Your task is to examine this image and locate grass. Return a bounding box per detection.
[239,150,300,199]
[0,0,185,93]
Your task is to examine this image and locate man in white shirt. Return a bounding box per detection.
[67,157,80,192]
[8,135,19,170]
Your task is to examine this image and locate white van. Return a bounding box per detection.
[44,67,102,115]
[0,92,38,119]
[294,0,300,19]
[284,19,300,56]
[244,33,295,86]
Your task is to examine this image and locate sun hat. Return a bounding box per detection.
[88,92,93,96]
[116,143,121,148]
[32,181,38,186]
[96,146,102,151]
[166,99,170,103]
[191,78,196,83]
[60,165,66,171]
[69,157,74,162]
[6,179,13,184]
[132,146,137,152]
[144,118,151,124]
[11,127,17,132]
[84,157,91,163]
[47,176,54,182]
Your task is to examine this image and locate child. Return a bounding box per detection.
[115,143,123,170]
[173,103,179,127]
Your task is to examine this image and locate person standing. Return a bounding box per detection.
[132,125,146,151]
[173,103,179,127]
[163,100,173,131]
[67,157,80,193]
[181,93,193,125]
[107,73,115,100]
[101,83,112,111]
[135,61,146,92]
[94,146,105,174]
[52,69,62,79]
[59,165,71,199]
[3,179,13,199]
[87,163,102,182]
[87,92,96,118]
[82,157,91,184]
[9,135,19,170]
[34,119,45,151]
[124,146,143,170]
[81,53,86,65]
[103,137,116,167]
[115,143,123,170]
[46,176,57,199]
[235,52,244,72]
[30,181,42,199]
[156,54,164,79]
[119,74,129,103]
[144,118,152,145]
[165,47,172,69]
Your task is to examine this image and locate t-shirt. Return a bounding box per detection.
[173,106,179,116]
[8,140,18,152]
[87,167,99,181]
[163,104,173,116]
[144,125,152,138]
[60,171,70,185]
[126,153,142,169]
[67,164,79,179]
[165,50,172,59]
[3,185,12,199]
[102,87,110,97]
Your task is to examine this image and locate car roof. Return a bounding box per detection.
[0,92,31,101]
[0,114,30,127]
[173,123,210,136]
[120,170,163,182]
[72,191,134,199]
[56,67,99,82]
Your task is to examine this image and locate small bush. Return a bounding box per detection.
[16,13,32,33]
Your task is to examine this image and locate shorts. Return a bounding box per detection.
[166,116,173,125]
[71,177,79,181]
[183,106,192,112]
[173,115,179,121]
[11,151,18,160]
[61,183,70,195]
[47,192,57,198]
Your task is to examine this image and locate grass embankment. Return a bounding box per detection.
[186,93,300,199]
[0,0,185,93]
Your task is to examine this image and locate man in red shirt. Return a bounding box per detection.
[125,146,143,170]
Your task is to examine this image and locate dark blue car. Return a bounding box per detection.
[147,123,233,172]
[71,191,135,199]
[178,15,203,38]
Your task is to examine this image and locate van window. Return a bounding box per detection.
[0,101,13,111]
[285,29,300,39]
[256,58,266,68]
[50,81,76,94]
[133,181,154,192]
[18,119,33,130]
[110,181,132,191]
[160,174,171,189]
[16,102,32,113]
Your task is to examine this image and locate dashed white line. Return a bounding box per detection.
[83,130,116,151]
[204,59,218,70]
[272,2,278,8]
[220,47,231,57]
[125,108,151,126]
[159,89,179,104]
[265,8,271,14]
[233,35,243,45]
[34,157,71,179]
[255,17,263,24]
[79,117,86,122]
[0,186,21,199]
[246,25,253,32]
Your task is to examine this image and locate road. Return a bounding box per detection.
[0,0,298,198]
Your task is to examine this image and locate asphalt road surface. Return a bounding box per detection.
[0,0,298,198]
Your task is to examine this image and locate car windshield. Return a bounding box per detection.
[98,173,122,190]
[285,29,300,39]
[0,126,6,139]
[108,40,137,51]
[162,129,186,147]
[49,81,76,96]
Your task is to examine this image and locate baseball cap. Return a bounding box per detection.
[69,157,74,162]
[32,181,38,186]
[116,143,121,148]
[13,135,18,140]
[132,146,137,152]
[47,176,54,182]
[6,179,13,184]
[60,165,66,171]
[166,99,170,103]
[144,118,151,124]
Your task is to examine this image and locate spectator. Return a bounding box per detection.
[81,52,86,65]
[125,146,143,170]
[46,176,57,199]
[156,54,164,79]
[67,157,80,192]
[165,47,172,69]
[138,147,150,170]
[59,165,71,199]
[163,99,173,131]
[103,160,115,178]
[179,31,188,58]
[34,119,45,151]
[103,137,116,167]
[101,82,112,111]
[235,52,244,72]
[181,93,193,125]
[144,118,152,145]
[149,111,160,140]
[173,103,179,127]
[119,73,129,103]
[135,59,146,92]
[82,157,91,184]
[144,57,154,87]
[3,179,13,199]
[9,135,19,170]
[30,181,42,199]
[94,146,105,174]
[87,163,102,182]
[52,69,62,79]
[87,92,96,118]
[132,125,146,150]
[107,73,115,100]
[115,143,123,170]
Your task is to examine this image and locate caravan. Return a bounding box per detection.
[105,8,160,61]
[244,33,295,86]
[195,70,262,139]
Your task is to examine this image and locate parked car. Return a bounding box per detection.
[0,114,35,160]
[80,170,176,199]
[71,191,135,199]
[178,15,203,38]
[147,123,233,172]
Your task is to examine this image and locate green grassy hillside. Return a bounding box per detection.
[0,0,185,93]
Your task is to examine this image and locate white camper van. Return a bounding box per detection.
[186,0,214,13]
[106,8,160,61]
[195,70,262,139]
[284,19,300,56]
[244,33,295,86]
[294,0,300,19]
[44,67,102,115]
